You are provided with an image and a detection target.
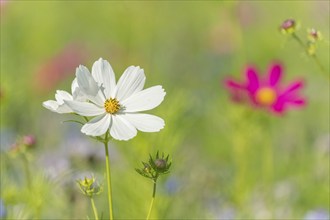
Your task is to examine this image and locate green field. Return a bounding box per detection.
[0,1,329,219]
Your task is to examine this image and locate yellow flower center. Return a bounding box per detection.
[255,87,277,106]
[104,98,120,114]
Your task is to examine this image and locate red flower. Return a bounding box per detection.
[224,62,306,114]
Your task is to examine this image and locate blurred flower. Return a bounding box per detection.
[224,62,306,114]
[22,135,36,147]
[0,199,6,218]
[164,176,180,195]
[307,28,323,43]
[0,0,7,12]
[43,78,85,113]
[10,134,36,153]
[76,175,103,197]
[136,151,172,181]
[64,58,166,140]
[280,19,297,34]
[304,209,330,220]
[35,43,87,92]
[213,206,236,219]
[306,28,323,56]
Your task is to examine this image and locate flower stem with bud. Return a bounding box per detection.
[292,33,326,74]
[76,175,103,220]
[136,151,172,220]
[280,19,327,76]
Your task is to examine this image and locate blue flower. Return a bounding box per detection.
[304,209,330,220]
[0,199,6,218]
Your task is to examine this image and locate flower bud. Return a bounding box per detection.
[307,28,322,42]
[136,151,172,181]
[76,175,103,197]
[280,19,296,34]
[155,159,167,170]
[22,135,36,147]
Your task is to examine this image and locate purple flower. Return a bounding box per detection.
[304,209,330,220]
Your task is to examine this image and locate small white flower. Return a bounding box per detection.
[65,58,166,141]
[43,78,85,113]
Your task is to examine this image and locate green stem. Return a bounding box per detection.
[90,197,99,220]
[311,54,328,76]
[292,33,305,48]
[292,33,328,76]
[104,139,114,220]
[146,180,157,220]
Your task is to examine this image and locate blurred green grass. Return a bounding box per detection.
[0,1,329,219]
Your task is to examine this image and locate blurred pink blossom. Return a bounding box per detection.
[224,62,306,115]
[35,43,87,92]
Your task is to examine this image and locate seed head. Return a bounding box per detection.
[136,151,172,181]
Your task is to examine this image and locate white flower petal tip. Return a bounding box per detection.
[122,85,166,112]
[42,100,59,112]
[115,66,146,101]
[81,114,110,136]
[110,115,137,141]
[92,58,116,97]
[43,90,74,114]
[76,65,99,96]
[123,114,165,132]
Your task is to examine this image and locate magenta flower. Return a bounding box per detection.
[224,62,306,114]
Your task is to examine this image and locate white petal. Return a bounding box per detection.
[55,90,73,104]
[76,65,99,96]
[72,87,86,101]
[92,58,116,98]
[110,115,137,141]
[64,100,105,116]
[81,114,110,136]
[115,66,146,101]
[42,100,72,114]
[56,104,74,113]
[121,86,165,112]
[122,114,165,132]
[86,89,106,107]
[71,78,79,94]
[43,100,59,112]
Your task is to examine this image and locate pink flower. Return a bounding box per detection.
[34,43,87,92]
[224,62,306,114]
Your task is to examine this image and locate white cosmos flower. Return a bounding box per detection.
[64,58,166,141]
[43,78,85,113]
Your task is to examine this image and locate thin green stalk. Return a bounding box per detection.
[292,33,305,48]
[311,54,328,76]
[292,33,328,76]
[104,137,114,220]
[146,180,157,220]
[90,197,99,220]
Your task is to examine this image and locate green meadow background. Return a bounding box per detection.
[1,1,329,219]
